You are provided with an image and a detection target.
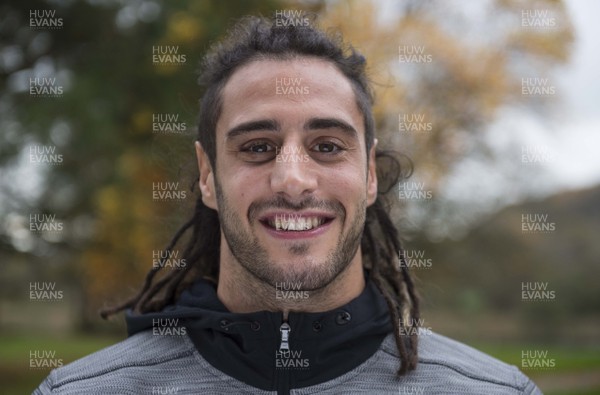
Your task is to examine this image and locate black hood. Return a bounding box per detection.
[126,275,393,394]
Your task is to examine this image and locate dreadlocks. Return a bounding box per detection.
[101,13,420,375]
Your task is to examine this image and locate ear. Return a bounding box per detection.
[366,138,378,206]
[195,141,217,210]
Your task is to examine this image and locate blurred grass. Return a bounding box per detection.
[1,332,122,395]
[1,333,599,394]
[476,343,600,395]
[550,391,600,395]
[475,343,600,372]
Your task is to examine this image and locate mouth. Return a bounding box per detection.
[259,213,335,232]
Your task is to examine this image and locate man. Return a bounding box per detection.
[36,14,541,395]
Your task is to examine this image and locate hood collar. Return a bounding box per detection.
[126,274,392,391]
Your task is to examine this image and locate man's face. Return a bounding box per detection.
[201,57,377,290]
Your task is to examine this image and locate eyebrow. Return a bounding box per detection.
[226,119,280,139]
[305,117,358,138]
[225,117,358,140]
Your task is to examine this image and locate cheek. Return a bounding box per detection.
[326,167,367,202]
[218,165,265,206]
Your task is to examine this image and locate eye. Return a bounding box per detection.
[238,140,277,163]
[313,142,340,153]
[243,141,274,153]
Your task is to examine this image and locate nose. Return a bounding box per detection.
[270,144,317,199]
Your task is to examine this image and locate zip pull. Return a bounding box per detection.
[279,322,291,351]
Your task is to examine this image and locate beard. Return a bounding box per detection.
[214,183,366,291]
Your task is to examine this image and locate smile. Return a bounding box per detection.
[259,212,334,233]
[269,216,324,231]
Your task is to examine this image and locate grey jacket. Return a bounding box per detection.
[35,330,541,394]
[35,277,542,394]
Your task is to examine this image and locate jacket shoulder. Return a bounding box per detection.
[34,331,196,394]
[380,331,542,394]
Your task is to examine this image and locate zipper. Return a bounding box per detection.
[280,322,291,351]
[276,320,291,395]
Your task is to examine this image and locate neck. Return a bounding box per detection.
[217,242,366,319]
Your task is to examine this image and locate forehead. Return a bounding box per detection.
[217,56,362,133]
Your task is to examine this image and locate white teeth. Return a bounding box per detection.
[268,216,326,231]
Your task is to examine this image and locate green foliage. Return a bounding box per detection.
[1,0,298,316]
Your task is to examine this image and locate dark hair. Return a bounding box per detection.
[197,14,375,170]
[102,13,419,375]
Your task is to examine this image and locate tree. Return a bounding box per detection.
[0,0,301,329]
[320,0,573,238]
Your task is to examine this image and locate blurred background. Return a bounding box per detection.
[1,0,598,393]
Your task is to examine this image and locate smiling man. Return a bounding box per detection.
[206,56,373,317]
[36,14,541,395]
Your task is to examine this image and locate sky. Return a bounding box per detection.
[442,0,600,210]
[374,0,600,237]
[468,0,600,194]
[546,0,600,190]
[376,0,599,198]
